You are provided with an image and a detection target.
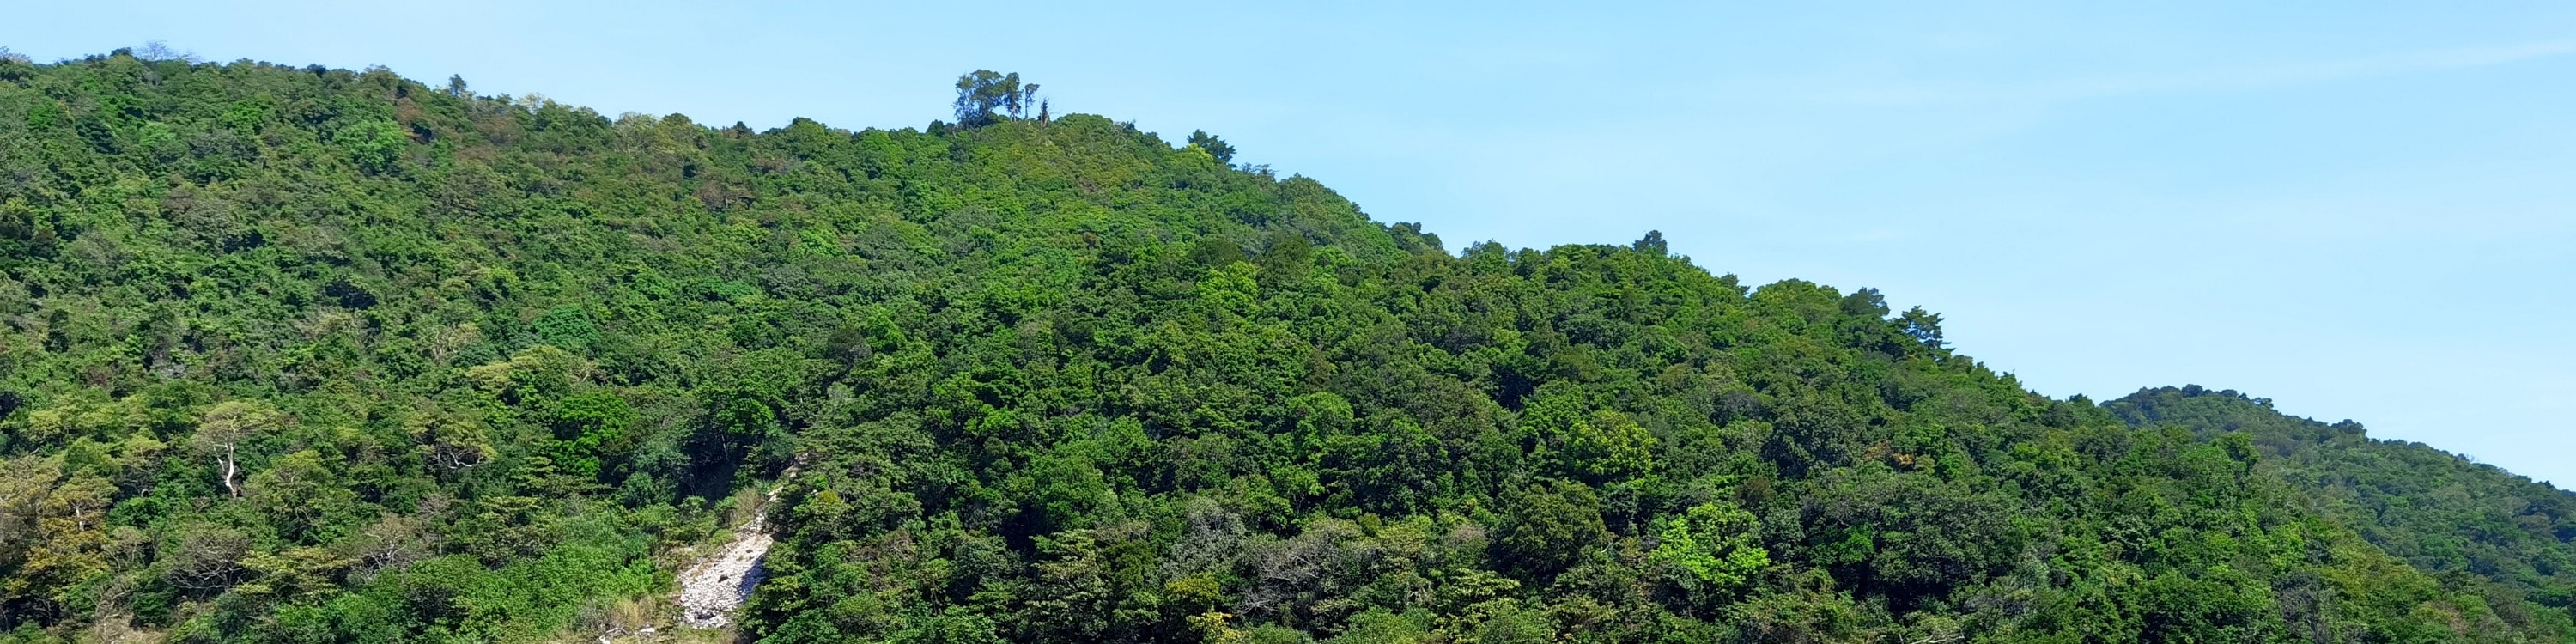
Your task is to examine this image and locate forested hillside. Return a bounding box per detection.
[2110,386,2576,623]
[2,50,2570,643]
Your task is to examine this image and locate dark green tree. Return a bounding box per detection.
[1187,130,1235,164]
[953,70,1041,126]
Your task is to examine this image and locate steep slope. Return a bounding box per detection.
[2111,386,2576,620]
[0,51,2567,643]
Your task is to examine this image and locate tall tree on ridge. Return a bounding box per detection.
[954,70,1041,127]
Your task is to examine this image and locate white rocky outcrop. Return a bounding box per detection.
[674,485,785,629]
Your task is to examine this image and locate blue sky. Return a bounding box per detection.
[8,2,2573,484]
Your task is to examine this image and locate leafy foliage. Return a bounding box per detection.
[0,52,2567,643]
[954,70,1041,128]
[2112,386,2576,635]
[1187,131,1235,165]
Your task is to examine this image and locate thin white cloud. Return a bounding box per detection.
[1821,39,2576,106]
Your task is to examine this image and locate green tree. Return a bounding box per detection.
[1493,481,1608,580]
[1650,501,1769,611]
[953,70,1040,126]
[189,400,287,499]
[1188,130,1236,164]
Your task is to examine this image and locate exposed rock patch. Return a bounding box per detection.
[674,485,784,629]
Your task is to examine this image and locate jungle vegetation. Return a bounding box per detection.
[1,51,2572,643]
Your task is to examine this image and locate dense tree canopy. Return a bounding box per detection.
[0,51,2571,643]
[2110,386,2576,625]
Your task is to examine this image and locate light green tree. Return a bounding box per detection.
[1650,501,1770,609]
[191,400,288,498]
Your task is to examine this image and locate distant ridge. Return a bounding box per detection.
[2112,386,2576,614]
